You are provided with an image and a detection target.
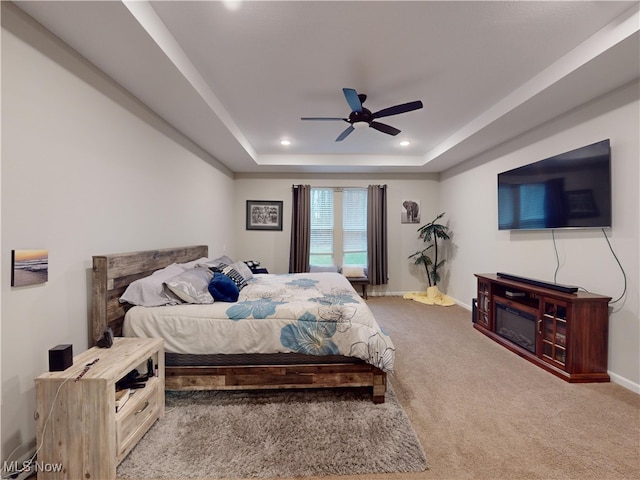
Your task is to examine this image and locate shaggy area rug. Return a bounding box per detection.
[117,386,428,479]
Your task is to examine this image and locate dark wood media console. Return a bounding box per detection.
[474,273,611,382]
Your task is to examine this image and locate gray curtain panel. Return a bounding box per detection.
[367,185,388,285]
[289,184,311,273]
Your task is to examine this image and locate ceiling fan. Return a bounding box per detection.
[301,88,423,142]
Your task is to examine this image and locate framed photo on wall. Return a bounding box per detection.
[401,200,421,224]
[11,249,49,287]
[246,200,283,231]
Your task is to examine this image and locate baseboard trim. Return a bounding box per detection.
[370,292,473,310]
[367,291,406,297]
[609,372,640,394]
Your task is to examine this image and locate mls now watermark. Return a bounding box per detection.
[3,459,64,474]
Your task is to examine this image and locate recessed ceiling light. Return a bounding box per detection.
[223,1,243,11]
[400,140,411,147]
[280,139,291,146]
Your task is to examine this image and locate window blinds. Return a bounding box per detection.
[310,188,334,264]
[342,188,367,266]
[310,187,368,267]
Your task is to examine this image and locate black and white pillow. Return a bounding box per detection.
[221,265,248,291]
[230,261,253,281]
[208,263,229,274]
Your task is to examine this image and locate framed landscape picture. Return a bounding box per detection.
[11,249,49,287]
[246,200,283,231]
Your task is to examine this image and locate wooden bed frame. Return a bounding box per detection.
[92,245,387,403]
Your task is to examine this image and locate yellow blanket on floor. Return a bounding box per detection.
[404,285,455,306]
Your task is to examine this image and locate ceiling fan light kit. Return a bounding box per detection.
[302,88,423,142]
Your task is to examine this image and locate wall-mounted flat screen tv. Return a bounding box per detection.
[498,139,611,230]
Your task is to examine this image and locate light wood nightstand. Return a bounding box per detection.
[34,337,164,480]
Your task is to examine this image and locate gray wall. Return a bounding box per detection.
[233,174,441,295]
[440,80,640,390]
[1,5,235,460]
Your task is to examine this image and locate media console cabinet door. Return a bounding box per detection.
[476,278,492,329]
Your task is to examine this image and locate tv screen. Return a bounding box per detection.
[498,139,611,230]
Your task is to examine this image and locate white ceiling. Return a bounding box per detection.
[14,1,640,174]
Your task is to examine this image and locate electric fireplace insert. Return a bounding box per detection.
[495,302,536,353]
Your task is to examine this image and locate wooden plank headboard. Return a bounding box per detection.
[91,245,208,344]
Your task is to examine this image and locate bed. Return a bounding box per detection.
[91,245,394,403]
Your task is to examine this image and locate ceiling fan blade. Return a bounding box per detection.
[370,121,401,136]
[301,117,347,121]
[343,88,363,113]
[336,125,355,142]
[372,100,423,119]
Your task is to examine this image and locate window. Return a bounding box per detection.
[310,188,367,267]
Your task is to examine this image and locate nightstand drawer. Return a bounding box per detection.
[116,378,161,460]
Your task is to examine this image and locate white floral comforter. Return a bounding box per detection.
[123,272,395,373]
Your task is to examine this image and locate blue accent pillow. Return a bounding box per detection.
[208,272,240,302]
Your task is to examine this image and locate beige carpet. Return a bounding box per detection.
[118,296,640,480]
[365,297,640,480]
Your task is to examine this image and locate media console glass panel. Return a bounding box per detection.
[498,139,611,230]
[495,302,536,353]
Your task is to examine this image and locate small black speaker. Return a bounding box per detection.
[49,344,73,372]
[472,298,478,324]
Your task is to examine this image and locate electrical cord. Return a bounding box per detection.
[550,228,627,303]
[551,229,590,292]
[601,227,627,304]
[1,443,32,480]
[552,229,560,283]
[1,377,71,480]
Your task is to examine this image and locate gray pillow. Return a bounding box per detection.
[164,267,214,304]
[177,257,211,270]
[120,263,185,306]
[198,255,235,270]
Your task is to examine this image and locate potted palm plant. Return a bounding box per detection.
[408,212,451,291]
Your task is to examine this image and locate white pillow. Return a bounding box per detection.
[164,267,214,304]
[120,263,185,306]
[310,265,339,273]
[342,266,366,278]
